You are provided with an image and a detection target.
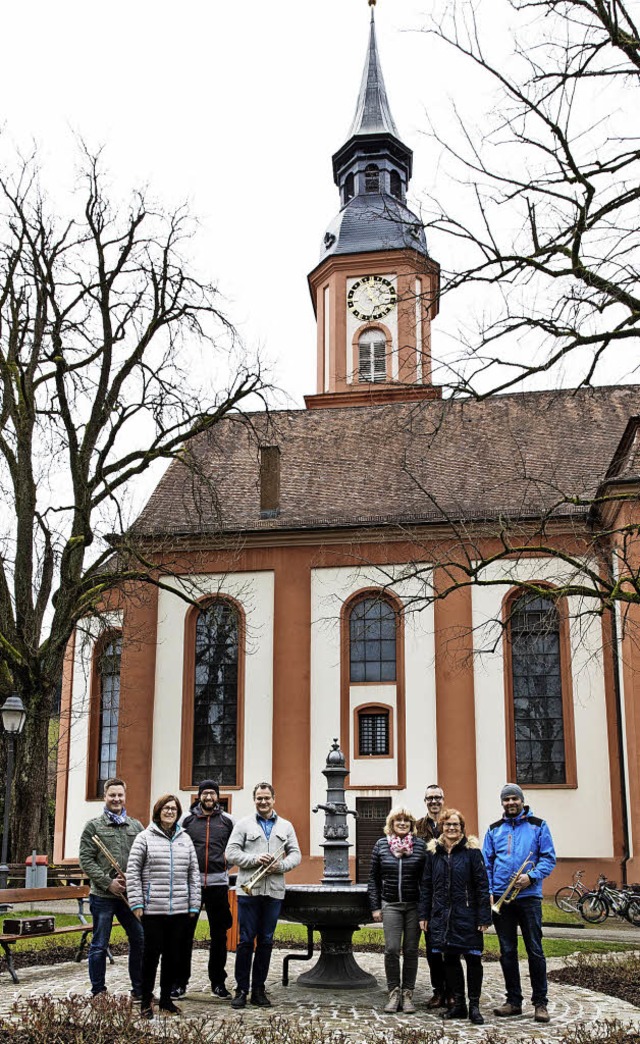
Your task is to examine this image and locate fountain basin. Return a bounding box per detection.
[282,884,376,989]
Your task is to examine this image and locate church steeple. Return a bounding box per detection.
[346,4,400,139]
[322,3,422,259]
[305,2,440,410]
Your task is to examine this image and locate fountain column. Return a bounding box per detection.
[281,740,377,989]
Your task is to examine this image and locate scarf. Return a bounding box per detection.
[104,807,128,825]
[388,833,414,858]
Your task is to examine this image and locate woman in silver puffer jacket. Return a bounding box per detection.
[127,794,201,1019]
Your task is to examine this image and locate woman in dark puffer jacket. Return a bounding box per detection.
[368,806,427,1015]
[418,808,491,1025]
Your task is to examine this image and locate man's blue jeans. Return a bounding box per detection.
[88,894,144,995]
[493,897,547,1007]
[234,895,282,993]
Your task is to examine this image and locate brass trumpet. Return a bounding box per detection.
[92,834,131,907]
[491,851,534,914]
[241,844,287,895]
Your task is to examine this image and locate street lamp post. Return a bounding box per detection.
[0,696,27,890]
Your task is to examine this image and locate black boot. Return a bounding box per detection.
[468,997,484,1025]
[443,994,468,1020]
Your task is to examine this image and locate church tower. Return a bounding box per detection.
[305,1,441,409]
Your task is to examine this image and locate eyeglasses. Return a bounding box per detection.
[426,796,443,803]
[443,821,461,828]
[162,807,178,815]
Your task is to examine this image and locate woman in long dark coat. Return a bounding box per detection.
[418,807,491,1025]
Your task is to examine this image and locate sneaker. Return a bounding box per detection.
[402,989,416,1014]
[384,987,401,1013]
[170,986,186,999]
[494,1002,523,1017]
[140,1006,154,1020]
[250,986,272,1007]
[212,984,232,999]
[231,989,248,1009]
[534,1005,550,1023]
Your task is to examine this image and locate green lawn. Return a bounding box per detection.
[1,899,633,963]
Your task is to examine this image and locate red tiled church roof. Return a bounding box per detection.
[132,385,640,538]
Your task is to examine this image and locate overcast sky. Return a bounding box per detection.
[0,0,633,407]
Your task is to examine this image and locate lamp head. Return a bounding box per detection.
[1,695,26,735]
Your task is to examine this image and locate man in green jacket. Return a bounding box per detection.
[78,777,144,997]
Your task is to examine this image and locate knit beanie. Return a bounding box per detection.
[198,779,220,798]
[500,783,525,801]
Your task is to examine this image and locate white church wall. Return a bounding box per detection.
[64,612,123,859]
[153,571,275,817]
[310,565,435,857]
[472,558,613,858]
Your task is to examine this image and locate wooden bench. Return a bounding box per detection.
[0,885,93,984]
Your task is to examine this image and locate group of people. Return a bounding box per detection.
[79,777,300,1019]
[78,775,555,1024]
[368,783,556,1024]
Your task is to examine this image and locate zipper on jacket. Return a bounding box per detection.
[398,857,403,903]
[169,838,173,914]
[204,817,210,887]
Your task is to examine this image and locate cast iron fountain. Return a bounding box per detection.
[281,739,376,989]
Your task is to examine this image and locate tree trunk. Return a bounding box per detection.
[10,697,51,859]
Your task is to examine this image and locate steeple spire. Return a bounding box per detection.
[346,2,400,140]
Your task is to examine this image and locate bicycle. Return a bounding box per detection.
[577,877,640,925]
[554,869,590,914]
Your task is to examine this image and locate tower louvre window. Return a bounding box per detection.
[345,173,355,203]
[390,171,402,199]
[359,331,387,383]
[364,164,380,193]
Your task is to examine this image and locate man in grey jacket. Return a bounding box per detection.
[225,782,301,1008]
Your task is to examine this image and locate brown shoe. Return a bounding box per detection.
[493,1002,523,1017]
[534,1005,550,1023]
[425,992,446,1009]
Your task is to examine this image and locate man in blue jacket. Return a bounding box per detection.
[482,784,556,1024]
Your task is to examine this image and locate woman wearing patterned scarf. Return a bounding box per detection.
[368,806,426,1015]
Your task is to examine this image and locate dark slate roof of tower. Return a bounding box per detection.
[131,385,640,538]
[346,7,400,139]
[320,192,427,258]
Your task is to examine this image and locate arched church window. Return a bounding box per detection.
[390,171,402,199]
[364,164,380,193]
[96,633,121,793]
[508,593,567,784]
[349,596,397,682]
[344,172,355,203]
[192,600,239,786]
[358,329,387,383]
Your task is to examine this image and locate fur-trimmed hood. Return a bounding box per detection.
[427,834,480,854]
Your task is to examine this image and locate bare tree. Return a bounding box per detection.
[422,0,640,395]
[0,150,264,856]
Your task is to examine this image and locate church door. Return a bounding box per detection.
[355,797,392,883]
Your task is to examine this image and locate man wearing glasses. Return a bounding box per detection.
[416,785,447,1008]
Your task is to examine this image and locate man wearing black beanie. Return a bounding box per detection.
[172,780,235,999]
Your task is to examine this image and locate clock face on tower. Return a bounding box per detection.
[347,276,397,321]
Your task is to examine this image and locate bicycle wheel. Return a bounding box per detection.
[625,900,640,927]
[555,886,580,913]
[578,893,608,923]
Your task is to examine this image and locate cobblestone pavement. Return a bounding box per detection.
[1,948,639,1041]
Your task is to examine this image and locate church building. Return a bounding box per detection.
[55,6,640,889]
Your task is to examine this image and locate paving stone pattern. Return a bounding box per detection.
[1,948,640,1041]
